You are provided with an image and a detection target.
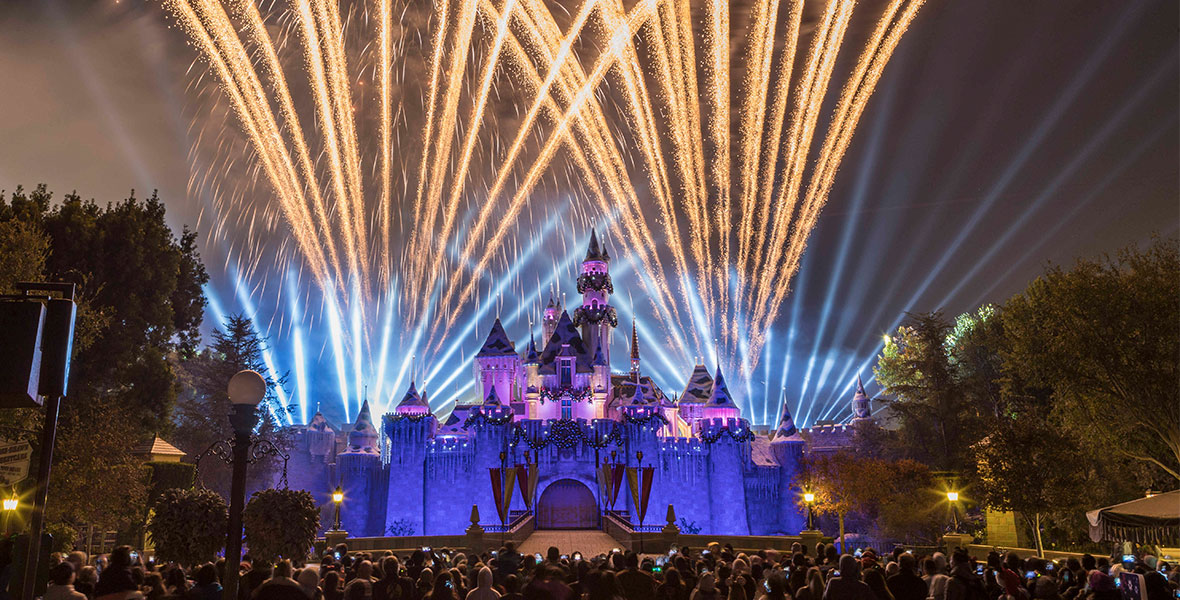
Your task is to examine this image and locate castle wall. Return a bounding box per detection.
[701,418,752,535]
[422,437,477,535]
[383,416,433,537]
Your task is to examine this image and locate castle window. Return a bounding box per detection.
[561,397,572,420]
[559,361,572,387]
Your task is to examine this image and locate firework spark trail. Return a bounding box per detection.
[313,0,371,293]
[433,0,695,353]
[703,0,730,339]
[413,0,605,325]
[232,0,344,291]
[433,0,651,314]
[749,0,803,312]
[509,0,696,359]
[748,0,849,326]
[405,0,453,308]
[433,0,522,291]
[378,0,393,284]
[760,0,925,336]
[639,3,707,346]
[425,0,695,362]
[172,0,331,289]
[316,0,365,291]
[732,0,782,345]
[291,1,363,292]
[413,0,480,310]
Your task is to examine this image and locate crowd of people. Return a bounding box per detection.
[35,541,1180,600]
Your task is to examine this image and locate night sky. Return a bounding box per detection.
[0,0,1176,427]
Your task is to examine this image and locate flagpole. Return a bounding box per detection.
[636,451,644,555]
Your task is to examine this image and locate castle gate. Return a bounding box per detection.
[535,479,598,529]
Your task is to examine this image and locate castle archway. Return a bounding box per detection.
[535,479,598,529]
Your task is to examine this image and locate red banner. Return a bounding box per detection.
[639,465,655,524]
[610,463,625,510]
[516,463,538,510]
[500,467,517,524]
[489,467,503,523]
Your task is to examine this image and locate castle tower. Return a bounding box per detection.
[542,296,560,345]
[769,401,806,534]
[629,320,640,375]
[338,400,383,535]
[475,318,520,404]
[523,332,541,415]
[591,342,609,418]
[385,382,438,536]
[700,365,741,424]
[851,375,872,421]
[573,230,616,370]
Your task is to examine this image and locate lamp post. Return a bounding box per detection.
[331,486,344,531]
[946,491,960,533]
[803,492,815,530]
[222,370,266,600]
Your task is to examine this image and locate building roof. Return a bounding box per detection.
[397,381,429,409]
[584,229,609,262]
[476,318,517,357]
[538,311,594,373]
[708,367,737,407]
[679,364,713,404]
[133,435,186,459]
[772,401,798,440]
[591,342,607,366]
[523,333,540,365]
[608,374,669,407]
[483,385,502,406]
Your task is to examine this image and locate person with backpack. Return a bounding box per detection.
[944,552,986,600]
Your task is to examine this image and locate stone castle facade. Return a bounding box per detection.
[283,232,848,537]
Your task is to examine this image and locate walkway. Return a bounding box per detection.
[517,529,621,557]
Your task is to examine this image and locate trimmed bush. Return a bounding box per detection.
[243,489,319,565]
[148,488,227,566]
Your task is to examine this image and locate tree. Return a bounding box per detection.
[173,315,290,497]
[1001,237,1179,481]
[0,184,207,543]
[874,311,990,472]
[148,488,227,566]
[972,418,1084,556]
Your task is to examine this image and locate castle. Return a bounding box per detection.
[286,232,828,537]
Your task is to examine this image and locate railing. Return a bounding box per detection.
[605,510,662,532]
[483,511,533,533]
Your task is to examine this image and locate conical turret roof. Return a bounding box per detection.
[476,318,516,357]
[592,342,607,367]
[524,333,540,365]
[397,381,428,408]
[680,364,713,404]
[851,374,872,420]
[772,402,798,440]
[630,320,640,361]
[584,229,608,262]
[483,385,502,406]
[708,366,736,407]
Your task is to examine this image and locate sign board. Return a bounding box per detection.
[0,440,33,485]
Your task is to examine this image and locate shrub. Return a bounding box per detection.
[243,489,319,565]
[148,488,227,566]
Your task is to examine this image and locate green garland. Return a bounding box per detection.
[699,425,755,444]
[572,305,618,328]
[576,272,614,294]
[622,412,669,426]
[463,411,515,428]
[538,386,594,404]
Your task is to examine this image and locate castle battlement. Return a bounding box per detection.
[659,437,707,454]
[427,435,475,454]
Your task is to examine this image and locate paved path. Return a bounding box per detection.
[517,529,622,557]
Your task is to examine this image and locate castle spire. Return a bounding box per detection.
[585,229,606,262]
[630,319,640,375]
[851,374,872,421]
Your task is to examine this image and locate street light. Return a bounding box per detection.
[947,491,960,532]
[332,486,344,531]
[223,370,265,600]
[3,493,17,534]
[803,492,816,530]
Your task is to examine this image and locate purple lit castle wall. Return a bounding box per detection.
[281,233,873,537]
